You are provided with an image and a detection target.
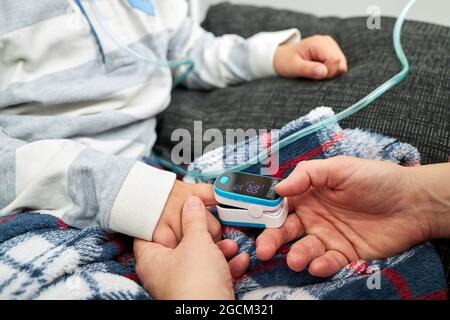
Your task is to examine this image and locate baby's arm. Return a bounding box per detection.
[0,129,175,241]
[165,1,300,89]
[165,1,347,89]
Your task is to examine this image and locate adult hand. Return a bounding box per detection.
[256,156,449,277]
[134,196,250,300]
[153,180,221,249]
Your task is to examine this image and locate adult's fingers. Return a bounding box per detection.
[191,184,218,206]
[287,235,326,272]
[256,214,304,261]
[275,157,348,197]
[133,238,168,263]
[181,196,209,236]
[207,212,223,242]
[217,240,250,278]
[133,239,172,294]
[275,161,314,196]
[217,239,238,259]
[308,250,349,278]
[228,252,250,278]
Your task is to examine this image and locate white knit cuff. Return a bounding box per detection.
[108,162,176,240]
[248,28,301,79]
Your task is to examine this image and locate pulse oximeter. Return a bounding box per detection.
[213,172,288,228]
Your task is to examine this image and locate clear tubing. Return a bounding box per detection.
[98,0,415,179]
[87,0,194,86]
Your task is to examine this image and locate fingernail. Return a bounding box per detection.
[314,65,328,78]
[186,196,203,209]
[275,180,286,190]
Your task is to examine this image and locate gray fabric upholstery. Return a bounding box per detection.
[155,3,450,286]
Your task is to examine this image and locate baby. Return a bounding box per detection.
[0,0,347,247]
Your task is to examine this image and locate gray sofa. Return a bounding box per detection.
[155,3,450,286]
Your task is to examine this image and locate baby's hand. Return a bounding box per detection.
[152,180,221,248]
[274,35,348,80]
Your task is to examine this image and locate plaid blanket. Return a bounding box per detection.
[0,107,447,299]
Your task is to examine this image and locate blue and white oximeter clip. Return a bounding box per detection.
[213,172,288,228]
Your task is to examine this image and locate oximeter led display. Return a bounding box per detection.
[216,173,281,201]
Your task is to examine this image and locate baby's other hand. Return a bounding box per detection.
[274,35,348,80]
[152,180,221,248]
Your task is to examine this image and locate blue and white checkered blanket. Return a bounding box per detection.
[0,107,447,299]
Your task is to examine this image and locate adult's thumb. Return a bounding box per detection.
[181,196,208,236]
[275,157,344,197]
[295,59,328,80]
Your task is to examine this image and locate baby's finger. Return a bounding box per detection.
[192,184,218,206]
[228,252,250,278]
[308,250,349,278]
[294,58,329,80]
[217,239,238,259]
[339,57,348,73]
[164,202,183,243]
[256,214,304,261]
[323,58,341,79]
[319,38,347,78]
[152,223,179,249]
[287,235,326,272]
